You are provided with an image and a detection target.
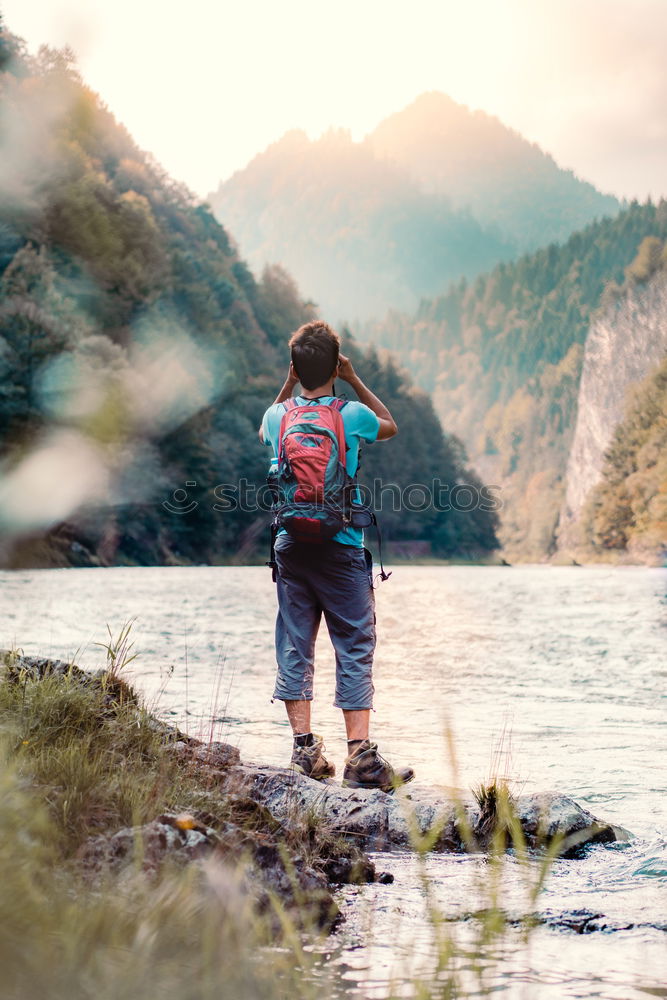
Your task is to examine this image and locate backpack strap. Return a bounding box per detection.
[329,402,348,466]
[267,519,278,583]
[277,398,300,465]
[292,394,346,405]
[370,511,391,583]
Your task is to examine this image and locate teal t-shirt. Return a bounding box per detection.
[261,395,380,546]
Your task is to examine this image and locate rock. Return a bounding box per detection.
[80,813,220,874]
[146,719,199,744]
[559,269,667,550]
[464,907,667,935]
[2,653,392,932]
[79,810,343,931]
[535,908,667,935]
[515,793,618,856]
[1,650,87,682]
[6,650,623,865]
[1,649,138,708]
[321,852,376,885]
[190,741,241,768]
[218,765,621,856]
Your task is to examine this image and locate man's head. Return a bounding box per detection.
[289,321,340,390]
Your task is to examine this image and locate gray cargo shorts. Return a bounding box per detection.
[272,534,376,710]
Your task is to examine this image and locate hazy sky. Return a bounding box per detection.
[3,0,667,201]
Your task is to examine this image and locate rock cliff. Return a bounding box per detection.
[559,270,667,550]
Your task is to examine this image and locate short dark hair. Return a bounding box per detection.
[289,321,340,390]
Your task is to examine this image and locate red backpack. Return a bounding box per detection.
[268,397,353,543]
[266,397,391,583]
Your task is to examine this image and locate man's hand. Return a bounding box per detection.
[336,354,356,383]
[286,360,299,390]
[274,361,299,402]
[259,361,300,441]
[338,354,397,440]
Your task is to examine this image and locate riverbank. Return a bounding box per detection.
[0,645,390,999]
[2,642,663,998]
[0,646,622,864]
[3,525,664,570]
[0,647,384,914]
[2,567,664,999]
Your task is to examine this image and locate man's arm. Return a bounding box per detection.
[337,354,397,440]
[258,363,299,442]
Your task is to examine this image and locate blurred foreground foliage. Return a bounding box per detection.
[0,645,338,1000]
[0,30,497,565]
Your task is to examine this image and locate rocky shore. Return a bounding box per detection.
[214,759,626,856]
[1,649,630,935]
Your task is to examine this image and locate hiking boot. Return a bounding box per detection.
[289,735,336,780]
[342,740,414,793]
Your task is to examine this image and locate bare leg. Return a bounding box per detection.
[343,708,370,742]
[285,699,312,735]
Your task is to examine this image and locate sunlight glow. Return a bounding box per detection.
[2,0,666,201]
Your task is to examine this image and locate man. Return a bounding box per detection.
[260,320,414,791]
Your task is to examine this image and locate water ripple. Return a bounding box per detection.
[1,563,666,998]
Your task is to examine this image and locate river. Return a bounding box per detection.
[1,564,665,999]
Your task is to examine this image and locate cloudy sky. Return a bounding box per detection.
[3,0,666,201]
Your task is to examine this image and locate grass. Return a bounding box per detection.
[0,629,373,1000]
[2,665,179,856]
[0,752,324,1000]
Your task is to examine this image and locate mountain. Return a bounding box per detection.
[208,127,512,322]
[0,29,498,567]
[207,93,620,322]
[367,92,621,251]
[360,202,667,560]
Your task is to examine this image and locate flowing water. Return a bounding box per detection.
[1,564,665,998]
